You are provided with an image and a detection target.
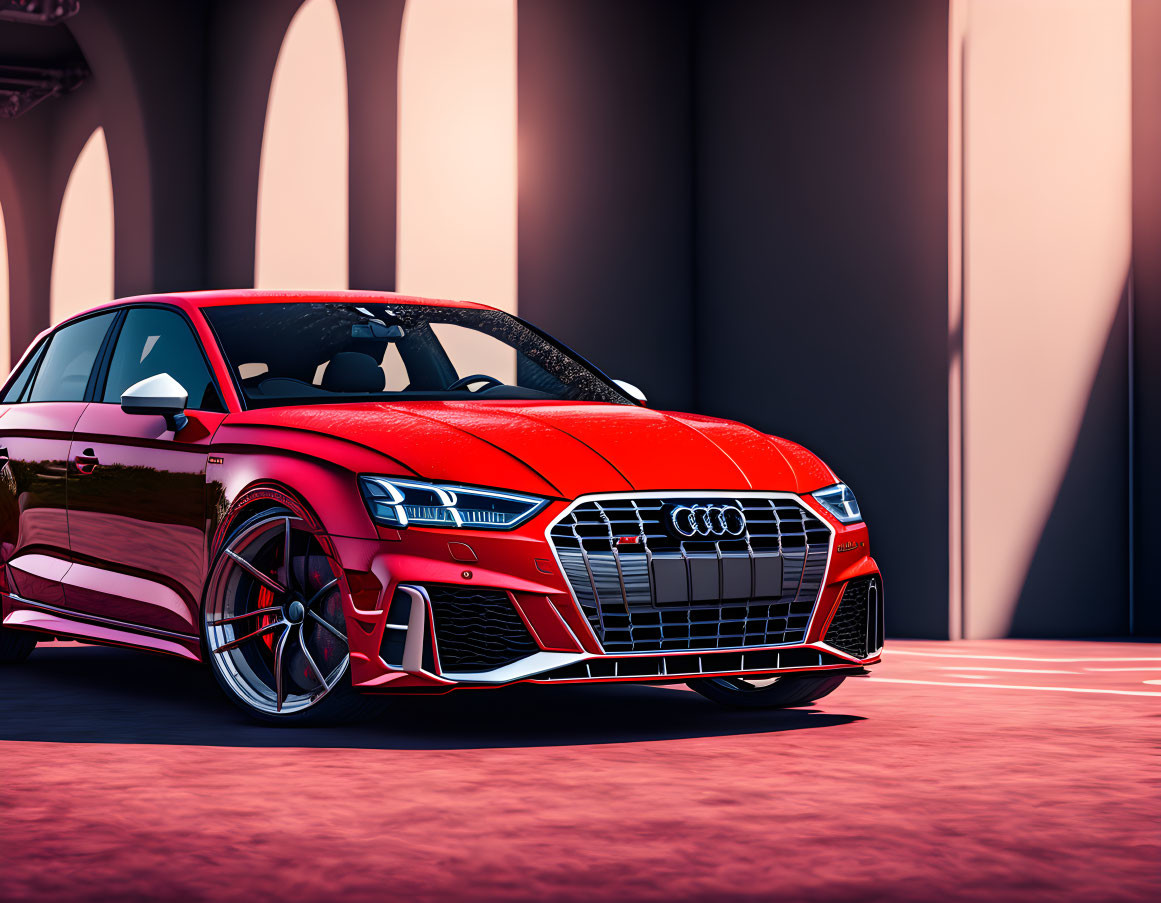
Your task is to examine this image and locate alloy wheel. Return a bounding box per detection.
[689,672,847,709]
[704,675,783,692]
[205,513,349,716]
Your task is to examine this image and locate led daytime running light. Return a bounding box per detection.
[360,476,546,531]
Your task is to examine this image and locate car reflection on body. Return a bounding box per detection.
[0,290,882,723]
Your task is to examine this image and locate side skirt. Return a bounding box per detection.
[1,592,202,662]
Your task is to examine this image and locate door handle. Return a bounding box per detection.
[74,448,100,475]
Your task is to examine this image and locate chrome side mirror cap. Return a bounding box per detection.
[613,379,647,405]
[121,373,189,432]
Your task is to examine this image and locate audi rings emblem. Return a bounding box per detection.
[667,504,747,538]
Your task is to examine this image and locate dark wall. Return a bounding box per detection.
[1,0,405,344]
[517,0,697,413]
[519,0,951,636]
[337,0,407,293]
[204,0,302,290]
[0,65,104,357]
[68,0,211,297]
[5,0,1147,638]
[204,0,406,293]
[695,1,949,635]
[1132,0,1161,636]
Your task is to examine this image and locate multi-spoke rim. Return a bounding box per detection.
[205,514,349,716]
[704,675,784,693]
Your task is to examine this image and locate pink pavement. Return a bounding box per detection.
[0,639,1157,902]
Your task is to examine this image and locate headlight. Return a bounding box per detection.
[811,483,862,524]
[359,476,547,530]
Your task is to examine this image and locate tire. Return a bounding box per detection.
[202,504,376,725]
[688,673,847,709]
[0,627,36,664]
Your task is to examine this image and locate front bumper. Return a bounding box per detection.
[330,492,883,693]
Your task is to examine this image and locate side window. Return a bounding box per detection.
[27,313,116,403]
[0,339,48,403]
[102,308,223,411]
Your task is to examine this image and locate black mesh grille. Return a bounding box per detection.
[824,576,883,659]
[426,585,540,673]
[549,496,831,653]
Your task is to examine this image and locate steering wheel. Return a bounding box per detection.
[447,373,505,392]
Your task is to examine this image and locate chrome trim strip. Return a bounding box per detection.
[439,642,869,685]
[441,651,592,683]
[543,490,837,654]
[542,594,588,652]
[815,640,871,664]
[391,584,456,681]
[399,585,429,673]
[1,592,199,642]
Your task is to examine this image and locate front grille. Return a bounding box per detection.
[548,496,831,653]
[426,585,540,673]
[824,576,883,659]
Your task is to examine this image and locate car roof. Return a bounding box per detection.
[57,289,495,324]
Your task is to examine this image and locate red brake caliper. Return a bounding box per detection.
[257,585,276,651]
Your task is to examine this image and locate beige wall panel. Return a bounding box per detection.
[255,0,349,291]
[397,0,517,383]
[963,0,1131,637]
[50,128,115,325]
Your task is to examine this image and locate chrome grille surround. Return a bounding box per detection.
[546,492,834,654]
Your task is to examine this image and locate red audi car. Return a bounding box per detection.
[0,291,883,723]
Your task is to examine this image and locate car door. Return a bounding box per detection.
[0,312,118,612]
[63,305,228,636]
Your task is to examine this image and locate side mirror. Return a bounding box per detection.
[121,373,189,432]
[613,379,647,405]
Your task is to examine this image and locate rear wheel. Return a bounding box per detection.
[0,627,36,664]
[203,506,372,725]
[688,673,846,709]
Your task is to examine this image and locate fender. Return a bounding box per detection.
[207,421,416,543]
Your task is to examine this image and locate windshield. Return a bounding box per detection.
[203,301,632,408]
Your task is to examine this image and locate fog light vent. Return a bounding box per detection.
[824,576,883,659]
[379,588,413,668]
[425,584,539,673]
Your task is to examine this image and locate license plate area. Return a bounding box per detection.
[649,552,784,607]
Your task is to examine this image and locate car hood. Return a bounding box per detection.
[230,401,836,499]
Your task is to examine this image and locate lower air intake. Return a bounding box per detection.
[426,585,540,673]
[824,576,884,660]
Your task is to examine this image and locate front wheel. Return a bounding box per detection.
[0,627,36,664]
[688,674,846,709]
[203,506,373,725]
